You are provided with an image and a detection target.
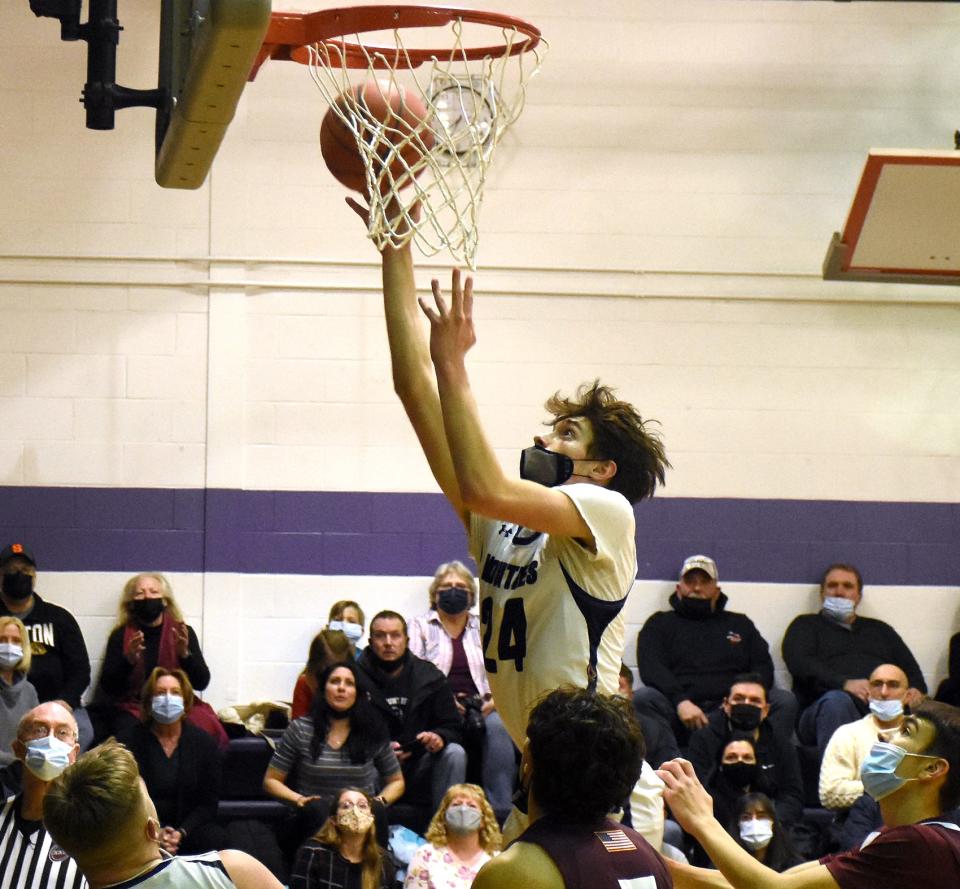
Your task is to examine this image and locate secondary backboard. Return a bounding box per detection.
[823,149,960,285]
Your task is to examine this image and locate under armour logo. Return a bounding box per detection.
[497,524,512,537]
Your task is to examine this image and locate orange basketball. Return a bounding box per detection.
[320,82,434,193]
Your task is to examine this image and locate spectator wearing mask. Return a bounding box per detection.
[0,702,85,889]
[116,667,227,856]
[0,544,93,750]
[783,563,926,758]
[328,600,366,653]
[290,788,395,889]
[404,783,502,889]
[728,792,803,873]
[819,663,912,811]
[96,572,223,746]
[0,617,38,770]
[688,674,803,828]
[636,555,796,750]
[408,561,516,821]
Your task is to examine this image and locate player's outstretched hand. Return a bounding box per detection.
[418,268,476,368]
[656,758,715,836]
[345,194,421,247]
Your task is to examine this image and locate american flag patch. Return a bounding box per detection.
[594,829,637,853]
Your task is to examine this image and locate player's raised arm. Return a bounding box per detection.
[657,760,839,889]
[349,198,467,526]
[420,270,604,540]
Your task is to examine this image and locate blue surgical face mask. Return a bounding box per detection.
[152,693,185,725]
[860,740,937,801]
[24,734,74,782]
[330,620,363,643]
[822,596,856,622]
[869,698,904,722]
[0,642,24,669]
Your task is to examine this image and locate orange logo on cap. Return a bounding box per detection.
[11,544,23,554]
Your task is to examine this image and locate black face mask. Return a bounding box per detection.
[2,573,33,601]
[519,445,573,488]
[130,598,165,625]
[675,595,713,620]
[436,587,470,616]
[728,703,763,732]
[722,761,757,789]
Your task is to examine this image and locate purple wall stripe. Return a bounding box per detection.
[0,486,957,585]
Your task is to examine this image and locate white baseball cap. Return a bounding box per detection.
[679,555,718,581]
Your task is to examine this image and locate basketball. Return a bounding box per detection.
[320,82,434,193]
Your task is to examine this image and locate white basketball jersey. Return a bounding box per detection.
[107,853,236,889]
[468,483,637,745]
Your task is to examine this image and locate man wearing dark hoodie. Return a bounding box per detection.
[0,544,93,750]
[635,555,796,750]
[356,610,465,812]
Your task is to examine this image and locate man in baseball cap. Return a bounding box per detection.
[1,544,93,750]
[633,554,796,756]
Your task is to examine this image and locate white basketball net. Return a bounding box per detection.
[306,18,546,268]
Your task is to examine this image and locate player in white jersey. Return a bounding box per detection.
[353,201,669,751]
[471,482,637,744]
[43,740,282,889]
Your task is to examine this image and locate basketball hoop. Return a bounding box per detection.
[249,5,547,268]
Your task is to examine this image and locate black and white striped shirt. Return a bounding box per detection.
[0,795,86,889]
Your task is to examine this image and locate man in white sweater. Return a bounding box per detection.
[819,663,911,810]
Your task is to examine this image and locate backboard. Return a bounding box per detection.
[823,149,960,285]
[155,0,271,189]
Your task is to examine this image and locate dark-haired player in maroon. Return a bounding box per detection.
[474,687,672,889]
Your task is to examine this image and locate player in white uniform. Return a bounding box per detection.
[470,483,637,744]
[42,740,282,889]
[353,202,669,752]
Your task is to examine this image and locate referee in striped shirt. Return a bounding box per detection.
[0,701,85,889]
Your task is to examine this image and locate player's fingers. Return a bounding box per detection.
[462,275,474,317]
[429,279,449,315]
[344,196,369,221]
[417,297,440,323]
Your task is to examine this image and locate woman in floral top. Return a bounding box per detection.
[404,784,501,889]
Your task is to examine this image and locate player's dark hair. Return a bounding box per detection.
[545,380,668,505]
[527,687,643,825]
[819,562,863,594]
[369,610,408,636]
[913,700,960,810]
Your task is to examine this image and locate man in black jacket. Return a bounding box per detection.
[782,562,926,758]
[0,543,93,750]
[635,555,796,749]
[356,610,465,811]
[687,673,804,827]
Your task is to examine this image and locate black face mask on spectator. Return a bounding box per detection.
[675,596,713,619]
[436,587,470,615]
[2,573,33,601]
[722,761,757,788]
[130,598,166,625]
[728,703,763,732]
